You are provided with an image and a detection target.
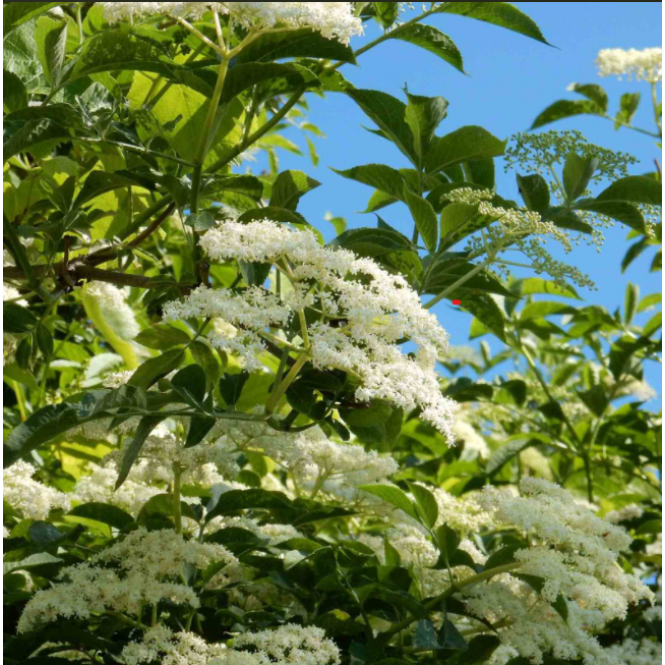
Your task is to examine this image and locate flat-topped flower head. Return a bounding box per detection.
[164,220,457,438]
[103,2,363,44]
[596,47,662,82]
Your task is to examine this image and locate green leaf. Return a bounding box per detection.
[407,482,439,529]
[4,403,80,468]
[424,259,513,298]
[185,416,216,449]
[4,2,63,36]
[36,325,54,358]
[615,92,641,129]
[35,16,67,88]
[3,118,70,164]
[405,92,450,161]
[562,153,598,202]
[4,302,36,334]
[511,278,580,299]
[531,99,602,129]
[404,186,438,252]
[435,524,461,564]
[205,488,292,522]
[458,635,501,664]
[359,484,419,521]
[413,620,441,652]
[3,552,62,576]
[426,126,506,175]
[568,83,608,112]
[486,437,540,475]
[574,200,646,233]
[439,619,467,651]
[269,170,321,211]
[3,69,28,113]
[219,371,250,407]
[135,324,191,350]
[333,164,407,200]
[69,503,134,529]
[624,283,639,324]
[340,400,404,445]
[237,206,309,228]
[128,349,185,391]
[171,364,207,407]
[217,62,314,104]
[464,293,507,342]
[551,594,569,624]
[137,493,200,522]
[115,416,165,490]
[346,88,416,165]
[637,292,660,313]
[577,384,608,417]
[484,544,521,570]
[392,24,464,74]
[75,171,146,207]
[372,2,400,28]
[517,173,550,214]
[596,176,662,206]
[436,3,549,44]
[519,301,576,320]
[69,28,175,82]
[236,27,356,64]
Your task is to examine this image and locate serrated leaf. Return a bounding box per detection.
[134,324,191,350]
[4,2,63,36]
[269,170,321,211]
[531,100,602,129]
[392,24,464,74]
[35,16,68,88]
[407,482,439,529]
[436,2,549,44]
[128,349,185,391]
[404,186,438,252]
[486,437,541,475]
[115,416,165,490]
[426,126,506,175]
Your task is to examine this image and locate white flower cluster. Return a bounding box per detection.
[165,221,456,437]
[596,47,663,82]
[452,419,490,460]
[18,528,237,633]
[85,282,141,342]
[121,624,227,665]
[3,461,71,520]
[230,623,341,665]
[468,478,655,664]
[605,503,644,524]
[605,638,662,665]
[103,2,363,44]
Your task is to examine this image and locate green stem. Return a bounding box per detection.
[265,352,310,413]
[651,82,662,137]
[599,114,660,138]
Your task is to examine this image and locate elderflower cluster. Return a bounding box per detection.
[230,623,341,665]
[103,2,363,44]
[605,638,662,665]
[605,504,644,524]
[164,220,457,438]
[3,461,71,520]
[18,528,237,633]
[468,478,655,664]
[85,282,140,341]
[120,625,227,665]
[596,47,663,83]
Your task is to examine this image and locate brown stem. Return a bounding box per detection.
[126,203,176,249]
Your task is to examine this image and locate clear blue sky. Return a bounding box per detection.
[251,2,663,400]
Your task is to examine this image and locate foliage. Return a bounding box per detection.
[2,4,662,665]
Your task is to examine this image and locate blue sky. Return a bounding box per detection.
[251,2,662,398]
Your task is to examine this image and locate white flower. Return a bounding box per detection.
[102,2,363,44]
[596,47,662,82]
[605,504,644,524]
[18,528,237,633]
[102,370,134,388]
[165,221,457,437]
[605,638,662,665]
[121,625,227,665]
[3,461,71,520]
